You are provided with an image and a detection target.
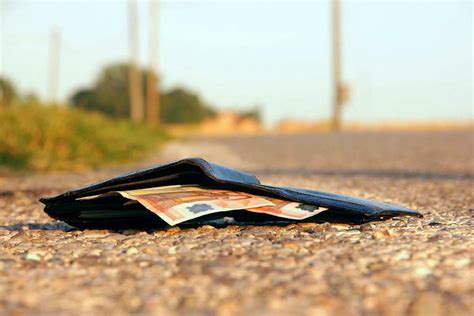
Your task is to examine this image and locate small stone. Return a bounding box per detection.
[372,229,393,239]
[142,247,158,255]
[332,224,350,231]
[414,266,431,278]
[25,252,41,261]
[90,249,102,256]
[82,230,109,238]
[298,223,319,228]
[345,230,361,236]
[167,246,177,254]
[164,227,181,234]
[126,247,139,255]
[393,250,411,261]
[282,241,300,251]
[450,257,470,268]
[139,261,150,268]
[200,225,216,230]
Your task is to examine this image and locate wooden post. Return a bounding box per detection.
[128,0,144,122]
[331,0,342,131]
[48,27,60,105]
[146,0,160,125]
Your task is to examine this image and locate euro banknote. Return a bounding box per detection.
[118,185,274,226]
[117,185,327,226]
[248,197,327,220]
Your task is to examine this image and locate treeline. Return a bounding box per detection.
[1,67,213,125]
[0,63,262,124]
[70,63,216,124]
[0,65,262,170]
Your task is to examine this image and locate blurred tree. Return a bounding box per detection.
[161,88,215,123]
[70,63,215,124]
[71,89,99,112]
[71,63,146,118]
[0,77,18,108]
[94,63,137,117]
[240,106,262,123]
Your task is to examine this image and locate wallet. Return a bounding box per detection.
[40,158,421,229]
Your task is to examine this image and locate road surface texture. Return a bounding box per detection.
[0,131,472,315]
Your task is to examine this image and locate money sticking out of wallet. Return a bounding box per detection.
[40,158,421,229]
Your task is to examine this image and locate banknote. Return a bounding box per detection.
[246,197,328,220]
[117,185,327,225]
[117,185,274,226]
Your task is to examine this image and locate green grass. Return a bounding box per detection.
[0,104,168,171]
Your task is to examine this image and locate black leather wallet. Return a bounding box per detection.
[40,158,421,229]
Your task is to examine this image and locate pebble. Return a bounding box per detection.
[82,230,109,238]
[372,229,394,239]
[25,252,41,262]
[414,266,432,278]
[126,247,139,255]
[393,250,411,261]
[281,241,300,251]
[139,261,150,268]
[90,249,102,256]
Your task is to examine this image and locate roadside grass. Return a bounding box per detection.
[0,103,168,171]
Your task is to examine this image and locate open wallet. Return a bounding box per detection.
[40,158,421,229]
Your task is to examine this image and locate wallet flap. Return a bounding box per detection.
[40,158,260,204]
[258,185,419,219]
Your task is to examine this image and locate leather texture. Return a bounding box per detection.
[40,157,421,225]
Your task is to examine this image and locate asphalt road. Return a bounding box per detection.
[0,130,472,315]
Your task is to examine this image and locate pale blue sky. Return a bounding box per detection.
[1,0,472,124]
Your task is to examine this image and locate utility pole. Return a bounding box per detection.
[331,0,343,131]
[128,0,144,122]
[146,0,160,125]
[48,26,60,105]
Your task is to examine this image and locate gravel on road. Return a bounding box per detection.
[0,131,472,315]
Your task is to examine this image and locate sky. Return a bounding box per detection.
[1,0,472,125]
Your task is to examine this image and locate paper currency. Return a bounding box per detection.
[248,197,328,220]
[117,185,327,226]
[117,185,274,226]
